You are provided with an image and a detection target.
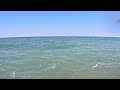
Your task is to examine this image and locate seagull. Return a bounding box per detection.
[92,64,98,69]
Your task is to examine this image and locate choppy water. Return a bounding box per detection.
[0,36,120,79]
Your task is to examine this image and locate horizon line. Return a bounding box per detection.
[0,35,120,39]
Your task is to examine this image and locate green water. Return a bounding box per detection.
[0,36,120,79]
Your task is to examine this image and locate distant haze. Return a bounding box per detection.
[0,11,120,37]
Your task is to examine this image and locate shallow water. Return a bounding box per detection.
[0,36,120,79]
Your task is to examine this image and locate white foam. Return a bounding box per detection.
[51,67,55,69]
[51,64,56,69]
[13,72,15,78]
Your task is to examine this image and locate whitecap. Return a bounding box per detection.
[12,72,15,78]
[51,64,56,69]
[51,67,55,69]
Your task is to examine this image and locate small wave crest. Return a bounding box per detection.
[44,64,57,72]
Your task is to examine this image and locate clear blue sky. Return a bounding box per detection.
[0,11,120,37]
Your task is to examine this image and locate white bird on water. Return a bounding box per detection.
[92,64,98,69]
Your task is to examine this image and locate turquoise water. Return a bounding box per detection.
[0,36,120,79]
